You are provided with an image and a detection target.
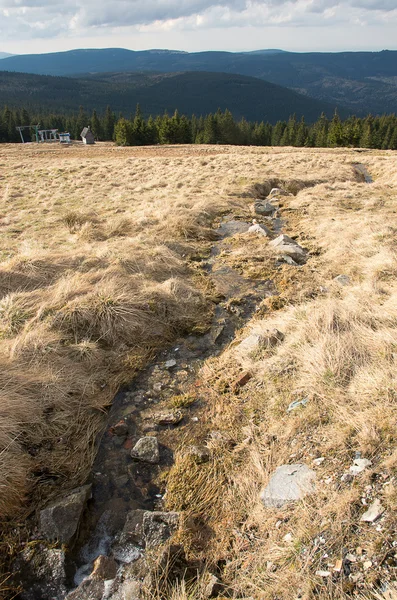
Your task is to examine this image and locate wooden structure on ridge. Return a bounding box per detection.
[81,126,95,145]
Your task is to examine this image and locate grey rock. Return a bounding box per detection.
[248,223,272,237]
[360,499,385,522]
[254,201,276,216]
[269,187,288,197]
[236,329,284,360]
[186,445,211,464]
[287,398,309,412]
[143,511,180,548]
[115,509,146,547]
[152,410,183,426]
[14,545,67,600]
[40,484,92,544]
[130,437,159,464]
[334,274,351,286]
[91,555,118,581]
[164,359,177,369]
[269,234,307,264]
[277,255,298,266]
[204,574,224,598]
[65,579,105,600]
[349,458,372,475]
[261,464,316,508]
[109,580,142,600]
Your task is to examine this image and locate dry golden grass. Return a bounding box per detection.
[1,142,397,597]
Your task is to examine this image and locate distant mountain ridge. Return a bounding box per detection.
[0,70,349,123]
[0,47,396,114]
[0,52,13,60]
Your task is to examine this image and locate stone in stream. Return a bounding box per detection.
[248,222,272,237]
[254,201,276,216]
[260,464,316,508]
[39,484,92,544]
[269,234,307,264]
[13,545,68,600]
[130,436,160,464]
[65,579,105,600]
[90,555,118,581]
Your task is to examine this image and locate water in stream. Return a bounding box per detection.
[69,215,278,591]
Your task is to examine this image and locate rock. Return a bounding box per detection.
[111,420,128,437]
[287,398,308,412]
[277,255,298,266]
[91,555,118,581]
[13,545,68,600]
[130,437,160,464]
[110,580,142,600]
[186,445,211,464]
[153,410,183,426]
[269,187,288,197]
[164,359,177,369]
[141,422,158,433]
[236,329,284,359]
[40,484,92,544]
[345,553,357,562]
[143,511,180,548]
[248,223,272,237]
[254,202,276,216]
[233,371,252,390]
[283,533,293,542]
[203,574,224,598]
[117,509,146,546]
[313,457,325,466]
[334,274,350,286]
[349,458,372,475]
[65,579,105,600]
[360,499,385,522]
[261,464,316,508]
[315,571,331,577]
[269,234,307,264]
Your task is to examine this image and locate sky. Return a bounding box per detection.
[1,0,396,55]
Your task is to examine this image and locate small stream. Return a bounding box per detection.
[69,215,279,591]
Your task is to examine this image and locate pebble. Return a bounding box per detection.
[164,359,177,369]
[363,561,373,570]
[315,571,331,577]
[313,457,325,466]
[345,553,357,563]
[349,458,372,475]
[360,499,385,523]
[283,533,293,542]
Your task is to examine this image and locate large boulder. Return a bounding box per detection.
[40,484,92,544]
[269,234,307,264]
[261,464,316,508]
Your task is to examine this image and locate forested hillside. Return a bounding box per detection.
[0,48,396,114]
[0,70,346,123]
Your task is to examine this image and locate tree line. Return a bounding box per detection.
[1,104,397,149]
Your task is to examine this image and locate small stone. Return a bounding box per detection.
[361,499,385,523]
[269,234,307,264]
[269,187,288,197]
[186,445,210,464]
[204,574,224,598]
[143,511,180,548]
[363,560,373,570]
[277,255,298,266]
[164,359,177,369]
[349,573,363,583]
[341,472,354,483]
[153,410,183,426]
[334,274,351,286]
[248,222,272,236]
[91,555,117,581]
[266,561,276,572]
[313,457,325,466]
[349,458,372,475]
[287,398,309,412]
[333,559,343,573]
[130,437,160,464]
[315,570,331,577]
[261,464,316,508]
[112,420,128,437]
[283,533,293,542]
[141,422,158,433]
[254,202,276,217]
[345,553,357,563]
[233,371,252,390]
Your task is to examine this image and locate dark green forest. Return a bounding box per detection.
[2,105,397,149]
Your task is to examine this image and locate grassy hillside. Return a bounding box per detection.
[0,48,396,114]
[0,70,348,122]
[1,144,397,599]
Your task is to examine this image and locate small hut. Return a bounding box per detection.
[80,126,95,145]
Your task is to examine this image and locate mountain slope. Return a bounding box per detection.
[0,48,396,114]
[0,70,348,123]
